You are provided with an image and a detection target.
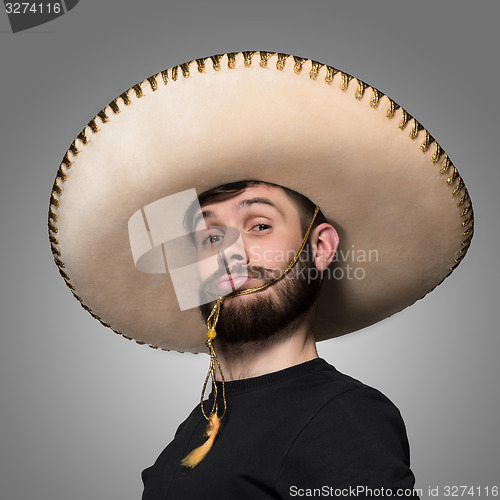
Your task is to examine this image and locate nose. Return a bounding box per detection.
[217,236,248,270]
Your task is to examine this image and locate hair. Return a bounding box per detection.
[185,180,327,234]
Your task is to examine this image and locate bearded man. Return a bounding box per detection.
[49,52,473,500]
[139,180,420,498]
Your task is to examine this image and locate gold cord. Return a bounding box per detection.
[200,297,227,421]
[183,206,320,467]
[201,205,319,418]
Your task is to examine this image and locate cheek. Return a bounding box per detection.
[246,241,297,269]
[196,254,219,280]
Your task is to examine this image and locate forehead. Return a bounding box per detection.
[200,184,301,219]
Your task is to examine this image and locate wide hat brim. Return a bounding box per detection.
[49,52,473,353]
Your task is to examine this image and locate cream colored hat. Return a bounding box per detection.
[49,51,473,353]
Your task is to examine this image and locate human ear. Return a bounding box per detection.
[310,223,339,271]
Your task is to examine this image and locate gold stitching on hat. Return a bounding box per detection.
[132,83,143,98]
[54,256,65,268]
[196,58,207,72]
[120,91,131,106]
[227,53,237,69]
[260,51,275,68]
[50,193,60,208]
[386,99,400,119]
[49,234,58,245]
[276,53,289,71]
[447,167,458,185]
[462,234,473,247]
[97,109,109,123]
[420,131,434,153]
[180,62,191,78]
[48,207,58,222]
[370,89,384,108]
[431,144,443,163]
[120,89,132,106]
[77,130,88,145]
[52,182,63,196]
[440,156,451,174]
[161,70,169,85]
[355,80,369,100]
[325,66,338,84]
[460,203,472,217]
[309,61,324,80]
[293,56,306,74]
[58,268,70,281]
[172,66,178,81]
[409,120,423,140]
[457,189,469,207]
[109,101,120,115]
[463,223,474,236]
[61,153,71,168]
[56,168,67,182]
[147,75,158,92]
[452,178,465,196]
[242,51,255,67]
[399,110,411,130]
[447,166,458,184]
[462,214,473,227]
[340,73,353,91]
[211,54,223,71]
[48,220,58,233]
[87,119,99,134]
[68,141,80,156]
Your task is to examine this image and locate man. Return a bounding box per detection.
[141,180,419,499]
[49,52,472,500]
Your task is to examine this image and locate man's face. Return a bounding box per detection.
[193,184,304,296]
[193,184,322,347]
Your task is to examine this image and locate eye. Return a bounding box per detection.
[251,223,271,232]
[205,234,223,245]
[196,230,225,249]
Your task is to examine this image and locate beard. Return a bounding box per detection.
[199,246,322,348]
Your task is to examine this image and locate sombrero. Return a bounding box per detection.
[48,51,473,354]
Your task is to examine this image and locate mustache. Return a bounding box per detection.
[204,264,280,285]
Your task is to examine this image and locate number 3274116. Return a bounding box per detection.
[5,3,62,14]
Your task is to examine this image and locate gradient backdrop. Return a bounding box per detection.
[1,1,498,499]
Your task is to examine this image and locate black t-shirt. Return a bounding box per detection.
[142,358,419,499]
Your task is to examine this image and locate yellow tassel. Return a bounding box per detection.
[181,413,221,468]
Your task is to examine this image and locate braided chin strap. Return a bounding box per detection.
[181,206,320,468]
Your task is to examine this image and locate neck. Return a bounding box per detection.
[213,307,319,381]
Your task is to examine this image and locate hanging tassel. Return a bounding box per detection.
[181,412,221,468]
[181,207,321,469]
[181,298,226,468]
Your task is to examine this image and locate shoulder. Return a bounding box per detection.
[275,363,416,493]
[297,363,410,457]
[308,363,410,457]
[314,383,410,458]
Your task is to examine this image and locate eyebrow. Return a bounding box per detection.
[236,197,286,218]
[192,197,286,231]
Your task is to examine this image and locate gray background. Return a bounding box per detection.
[1,1,498,499]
